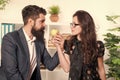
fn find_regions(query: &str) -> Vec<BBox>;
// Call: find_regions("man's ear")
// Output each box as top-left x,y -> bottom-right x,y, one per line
28,18 -> 34,26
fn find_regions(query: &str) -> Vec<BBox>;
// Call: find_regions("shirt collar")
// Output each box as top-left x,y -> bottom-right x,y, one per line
23,28 -> 36,42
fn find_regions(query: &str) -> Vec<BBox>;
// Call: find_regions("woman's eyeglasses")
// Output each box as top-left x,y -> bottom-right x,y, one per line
70,23 -> 80,28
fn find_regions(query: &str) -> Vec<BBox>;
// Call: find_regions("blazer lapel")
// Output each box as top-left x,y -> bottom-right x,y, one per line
34,41 -> 41,67
17,28 -> 30,63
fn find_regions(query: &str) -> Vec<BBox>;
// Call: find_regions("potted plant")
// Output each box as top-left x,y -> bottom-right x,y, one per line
104,15 -> 120,80
48,5 -> 60,22
0,0 -> 10,10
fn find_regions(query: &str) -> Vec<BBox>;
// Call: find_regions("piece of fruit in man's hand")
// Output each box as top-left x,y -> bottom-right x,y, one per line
50,28 -> 59,36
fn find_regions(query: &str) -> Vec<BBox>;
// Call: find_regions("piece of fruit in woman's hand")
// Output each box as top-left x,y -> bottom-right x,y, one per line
50,28 -> 59,36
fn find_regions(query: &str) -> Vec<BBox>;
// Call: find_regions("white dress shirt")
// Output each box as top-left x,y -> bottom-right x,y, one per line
23,28 -> 37,78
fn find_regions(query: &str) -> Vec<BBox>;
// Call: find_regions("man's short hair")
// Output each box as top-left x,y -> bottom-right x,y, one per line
22,5 -> 46,25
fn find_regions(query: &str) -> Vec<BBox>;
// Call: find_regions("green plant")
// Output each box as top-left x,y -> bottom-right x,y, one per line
48,5 -> 60,15
104,15 -> 120,80
0,0 -> 10,10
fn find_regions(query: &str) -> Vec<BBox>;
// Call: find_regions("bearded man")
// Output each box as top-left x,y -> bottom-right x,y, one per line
1,5 -> 59,80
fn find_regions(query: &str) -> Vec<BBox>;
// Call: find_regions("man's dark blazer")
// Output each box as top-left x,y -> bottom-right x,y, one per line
1,28 -> 59,80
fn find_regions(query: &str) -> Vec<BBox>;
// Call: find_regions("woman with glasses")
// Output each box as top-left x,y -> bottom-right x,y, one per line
52,10 -> 106,80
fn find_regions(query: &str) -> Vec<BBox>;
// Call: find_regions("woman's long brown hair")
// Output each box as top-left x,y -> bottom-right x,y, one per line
69,10 -> 97,64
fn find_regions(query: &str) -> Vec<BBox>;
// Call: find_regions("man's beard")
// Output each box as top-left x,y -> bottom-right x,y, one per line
31,26 -> 45,43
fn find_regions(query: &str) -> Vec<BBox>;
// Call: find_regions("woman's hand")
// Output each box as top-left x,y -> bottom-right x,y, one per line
51,34 -> 70,73
51,34 -> 65,50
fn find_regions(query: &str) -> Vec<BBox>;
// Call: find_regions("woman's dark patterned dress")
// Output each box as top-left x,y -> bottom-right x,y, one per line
64,39 -> 105,80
